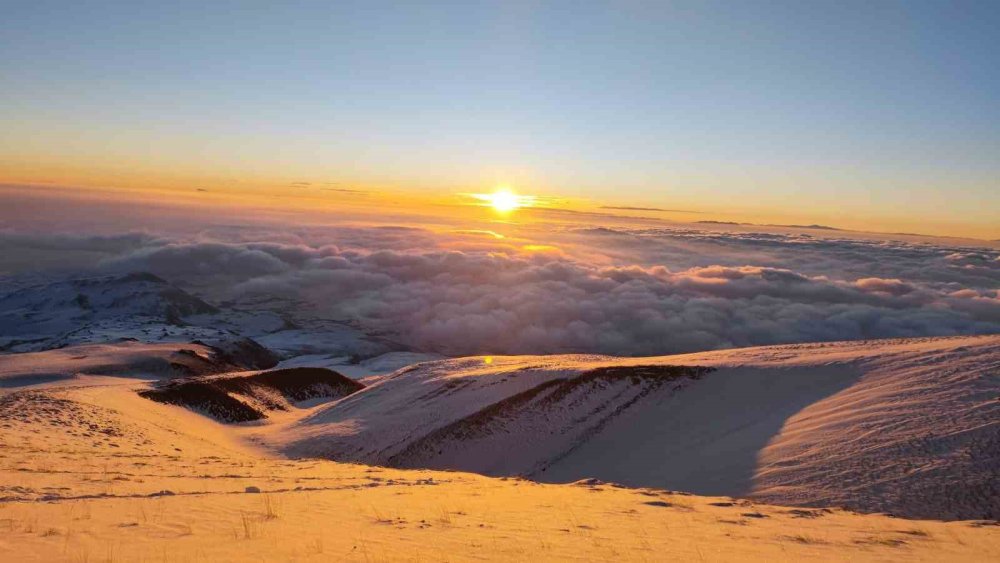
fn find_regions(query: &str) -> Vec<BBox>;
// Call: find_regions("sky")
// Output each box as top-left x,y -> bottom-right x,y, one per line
1,1 -> 999,237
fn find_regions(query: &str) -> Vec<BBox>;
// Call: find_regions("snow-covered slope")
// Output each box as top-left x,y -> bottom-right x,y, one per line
267,335 -> 1000,520
0,272 -> 219,351
1,376 -> 995,561
276,350 -> 445,382
0,340 -> 276,388
0,272 -> 418,368
0,335 -> 997,560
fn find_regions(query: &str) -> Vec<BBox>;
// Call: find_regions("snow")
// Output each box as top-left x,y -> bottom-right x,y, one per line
0,362 -> 998,561
0,273 -> 218,352
251,320 -> 400,362
277,351 -> 445,380
0,335 -> 997,560
0,341 -> 222,387
0,272 -> 408,362
262,335 -> 1000,520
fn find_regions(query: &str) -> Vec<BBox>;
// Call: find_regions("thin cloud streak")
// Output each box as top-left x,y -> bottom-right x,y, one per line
600,206 -> 704,214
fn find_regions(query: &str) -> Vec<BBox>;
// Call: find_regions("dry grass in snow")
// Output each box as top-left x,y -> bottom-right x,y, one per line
0,338 -> 997,561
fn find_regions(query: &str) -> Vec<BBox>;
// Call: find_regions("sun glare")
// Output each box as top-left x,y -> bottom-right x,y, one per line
471,187 -> 534,213
489,189 -> 520,212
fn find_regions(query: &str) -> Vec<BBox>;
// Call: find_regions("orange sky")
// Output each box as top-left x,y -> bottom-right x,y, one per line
2,155 -> 997,242
2,177 -> 998,248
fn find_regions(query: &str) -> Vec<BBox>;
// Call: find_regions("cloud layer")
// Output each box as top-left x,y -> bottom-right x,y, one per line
101,236 -> 1000,356
3,220 -> 998,357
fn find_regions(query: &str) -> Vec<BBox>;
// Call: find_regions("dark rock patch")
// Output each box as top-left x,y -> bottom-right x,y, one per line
139,367 -> 364,423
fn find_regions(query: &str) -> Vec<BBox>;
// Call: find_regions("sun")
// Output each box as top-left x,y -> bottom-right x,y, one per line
488,188 -> 520,212
471,186 -> 534,213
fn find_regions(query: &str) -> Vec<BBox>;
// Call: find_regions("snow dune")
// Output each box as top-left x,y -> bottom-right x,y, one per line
0,341 -> 223,387
0,339 -> 278,389
0,335 -> 997,560
267,335 -> 1000,520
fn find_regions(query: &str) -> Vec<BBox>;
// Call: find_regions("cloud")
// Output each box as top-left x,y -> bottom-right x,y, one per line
289,181 -> 368,194
569,226 -> 1000,290
0,233 -> 157,275
320,187 -> 369,194
854,277 -> 916,296
3,218 -> 998,357
600,206 -> 704,214
98,237 -> 1000,356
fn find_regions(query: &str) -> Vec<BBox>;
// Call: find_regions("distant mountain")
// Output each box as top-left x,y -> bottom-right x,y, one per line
0,272 -> 219,352
0,271 -> 422,371
695,220 -> 844,230
766,223 -> 842,230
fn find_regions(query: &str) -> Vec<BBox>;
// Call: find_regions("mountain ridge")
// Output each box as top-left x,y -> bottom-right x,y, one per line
261,334 -> 1000,521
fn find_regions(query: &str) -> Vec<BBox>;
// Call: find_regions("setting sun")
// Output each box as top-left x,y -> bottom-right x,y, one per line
488,188 -> 520,212
471,187 -> 535,213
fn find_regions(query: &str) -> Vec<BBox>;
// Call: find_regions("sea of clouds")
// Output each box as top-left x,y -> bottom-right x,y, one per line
2,212 -> 997,356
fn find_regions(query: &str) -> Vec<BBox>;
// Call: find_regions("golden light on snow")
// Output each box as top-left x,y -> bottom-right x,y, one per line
470,187 -> 535,213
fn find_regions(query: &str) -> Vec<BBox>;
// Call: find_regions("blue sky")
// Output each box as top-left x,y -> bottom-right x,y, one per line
2,1 -> 998,235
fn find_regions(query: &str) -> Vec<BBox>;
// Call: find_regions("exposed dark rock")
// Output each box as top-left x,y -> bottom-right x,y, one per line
207,338 -> 279,371
139,367 -> 364,423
